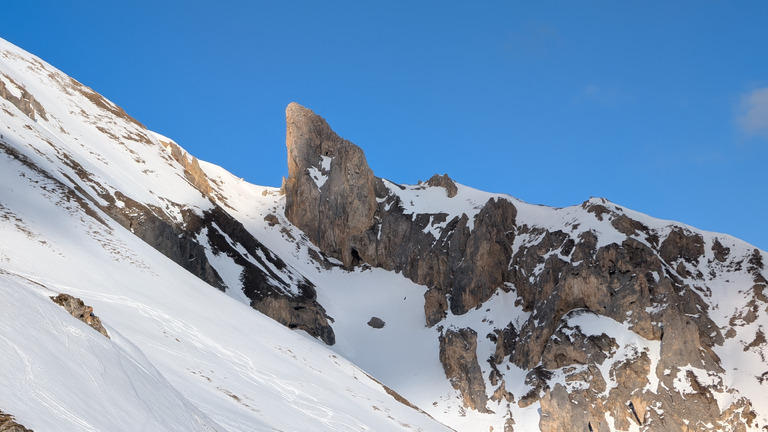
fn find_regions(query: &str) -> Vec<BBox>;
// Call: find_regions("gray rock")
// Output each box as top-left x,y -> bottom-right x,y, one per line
367,317 -> 385,329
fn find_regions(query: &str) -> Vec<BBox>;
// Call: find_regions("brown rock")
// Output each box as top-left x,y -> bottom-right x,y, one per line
157,139 -> 213,199
253,295 -> 335,345
424,286 -> 448,327
281,103 -> 518,323
284,103 -> 378,268
439,328 -> 490,413
426,174 -> 458,198
50,293 -> 109,338
711,238 -> 731,262
0,410 -> 34,432
659,227 -> 705,264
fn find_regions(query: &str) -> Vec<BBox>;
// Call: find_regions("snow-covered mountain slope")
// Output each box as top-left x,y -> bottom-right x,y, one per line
0,37 -> 450,431
2,34 -> 768,432
0,36 -> 335,346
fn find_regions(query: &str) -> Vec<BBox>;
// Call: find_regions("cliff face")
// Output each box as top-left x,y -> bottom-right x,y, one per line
282,103 -> 768,431
284,102 -> 378,268
283,104 -> 519,322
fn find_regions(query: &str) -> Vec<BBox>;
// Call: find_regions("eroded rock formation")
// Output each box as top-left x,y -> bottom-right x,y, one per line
50,293 -> 109,338
439,327 -> 490,413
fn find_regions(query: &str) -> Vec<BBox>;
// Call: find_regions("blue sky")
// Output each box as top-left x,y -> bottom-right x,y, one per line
3,1 -> 767,250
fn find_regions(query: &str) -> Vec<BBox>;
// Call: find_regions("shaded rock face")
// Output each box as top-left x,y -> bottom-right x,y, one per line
426,174 -> 457,198
439,327 -> 490,413
283,103 -> 517,324
51,293 -> 109,338
0,410 -> 34,432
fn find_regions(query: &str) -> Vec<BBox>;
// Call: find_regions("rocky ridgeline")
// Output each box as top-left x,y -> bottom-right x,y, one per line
283,103 -> 766,431
0,63 -> 335,345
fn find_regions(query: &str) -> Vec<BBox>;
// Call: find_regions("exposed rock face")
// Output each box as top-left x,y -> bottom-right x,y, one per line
50,293 -> 109,338
157,138 -> 213,199
439,327 -> 490,413
284,102 -> 378,268
280,104 -> 768,430
0,410 -> 33,432
283,103 -> 517,324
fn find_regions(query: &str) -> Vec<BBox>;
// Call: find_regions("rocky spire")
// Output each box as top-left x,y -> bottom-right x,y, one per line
284,102 -> 378,267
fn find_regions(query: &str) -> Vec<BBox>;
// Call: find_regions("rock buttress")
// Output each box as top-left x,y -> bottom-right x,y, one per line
284,102 -> 378,268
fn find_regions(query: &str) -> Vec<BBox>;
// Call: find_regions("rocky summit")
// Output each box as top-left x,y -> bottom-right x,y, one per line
1,36 -> 767,432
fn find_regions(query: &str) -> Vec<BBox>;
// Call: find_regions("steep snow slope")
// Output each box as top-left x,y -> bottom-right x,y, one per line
0,123 -> 451,432
0,38 -> 451,431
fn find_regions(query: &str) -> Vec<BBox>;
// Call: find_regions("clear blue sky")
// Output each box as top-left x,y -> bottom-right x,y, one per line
3,1 -> 767,250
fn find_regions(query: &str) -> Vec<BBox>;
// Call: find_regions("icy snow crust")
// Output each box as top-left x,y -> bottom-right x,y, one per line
2,35 -> 768,431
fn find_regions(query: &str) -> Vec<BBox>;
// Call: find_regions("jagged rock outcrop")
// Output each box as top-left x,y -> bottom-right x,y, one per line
284,102 -> 378,268
50,293 -> 109,338
280,104 -> 768,429
439,327 -> 490,413
156,137 -> 214,199
283,103 -> 517,324
0,410 -> 33,432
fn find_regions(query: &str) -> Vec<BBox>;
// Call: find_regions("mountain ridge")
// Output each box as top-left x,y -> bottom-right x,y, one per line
1,36 -> 767,431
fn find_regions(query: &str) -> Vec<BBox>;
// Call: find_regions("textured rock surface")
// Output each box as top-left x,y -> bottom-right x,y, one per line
0,73 -> 47,121
367,317 -> 385,329
283,103 -> 518,324
426,174 -> 458,198
50,293 -> 109,338
0,410 -> 33,432
439,327 -> 490,413
284,102 -> 378,268
279,103 -> 768,430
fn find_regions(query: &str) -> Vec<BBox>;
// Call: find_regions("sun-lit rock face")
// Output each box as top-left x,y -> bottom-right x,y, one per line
284,102 -> 378,268
280,102 -> 768,431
